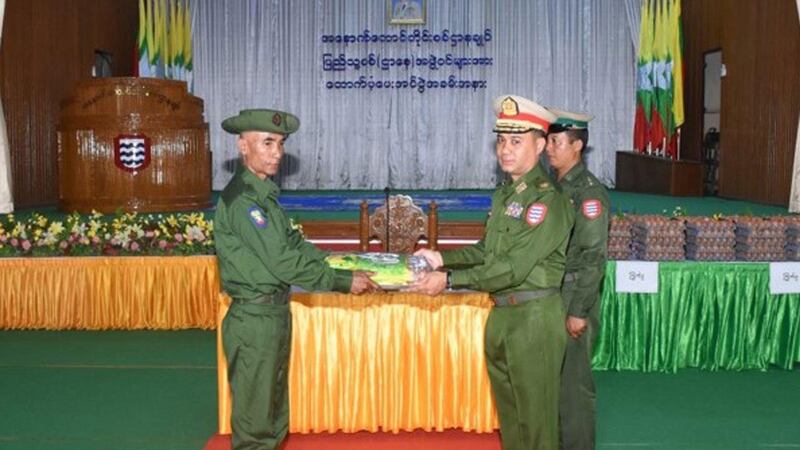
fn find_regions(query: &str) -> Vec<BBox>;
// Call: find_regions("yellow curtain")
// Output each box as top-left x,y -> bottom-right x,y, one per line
0,256 -> 219,329
217,292 -> 500,434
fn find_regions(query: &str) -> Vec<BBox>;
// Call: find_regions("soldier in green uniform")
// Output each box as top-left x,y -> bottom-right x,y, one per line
411,95 -> 575,450
545,108 -> 610,450
214,109 -> 378,450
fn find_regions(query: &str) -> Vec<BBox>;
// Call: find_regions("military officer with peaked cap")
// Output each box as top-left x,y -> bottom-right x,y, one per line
545,107 -> 609,450
412,95 -> 575,450
214,108 -> 378,450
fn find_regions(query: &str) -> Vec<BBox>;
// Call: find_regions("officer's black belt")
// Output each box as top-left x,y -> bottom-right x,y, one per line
233,290 -> 290,306
563,272 -> 580,284
491,288 -> 559,307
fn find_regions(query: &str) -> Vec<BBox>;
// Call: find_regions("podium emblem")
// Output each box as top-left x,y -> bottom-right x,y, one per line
114,134 -> 151,173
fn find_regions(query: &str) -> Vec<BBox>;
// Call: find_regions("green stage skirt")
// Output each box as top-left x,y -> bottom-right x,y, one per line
593,261 -> 800,372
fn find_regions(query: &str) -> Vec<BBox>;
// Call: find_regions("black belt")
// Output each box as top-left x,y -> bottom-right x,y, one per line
563,272 -> 579,284
491,288 -> 559,307
232,290 -> 290,306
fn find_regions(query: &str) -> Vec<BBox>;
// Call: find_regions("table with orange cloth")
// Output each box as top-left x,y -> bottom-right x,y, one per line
0,256 -> 219,330
216,291 -> 500,434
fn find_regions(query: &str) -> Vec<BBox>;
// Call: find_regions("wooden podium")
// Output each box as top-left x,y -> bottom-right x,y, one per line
615,151 -> 703,197
58,77 -> 211,213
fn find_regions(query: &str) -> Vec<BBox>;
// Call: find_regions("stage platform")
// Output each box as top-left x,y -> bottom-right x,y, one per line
3,189 -> 790,223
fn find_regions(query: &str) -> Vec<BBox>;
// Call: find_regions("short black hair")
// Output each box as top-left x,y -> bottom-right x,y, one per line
549,127 -> 588,152
530,129 -> 546,139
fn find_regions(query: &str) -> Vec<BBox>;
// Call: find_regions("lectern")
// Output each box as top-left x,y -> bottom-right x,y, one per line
58,77 -> 211,213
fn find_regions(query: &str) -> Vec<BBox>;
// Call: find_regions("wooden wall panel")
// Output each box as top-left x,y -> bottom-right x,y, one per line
683,0 -> 800,205
0,0 -> 137,208
681,0 -> 721,162
717,0 -> 800,204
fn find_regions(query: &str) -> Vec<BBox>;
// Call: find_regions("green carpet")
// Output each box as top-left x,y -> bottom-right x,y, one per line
1,331 -> 798,450
0,331 -> 216,450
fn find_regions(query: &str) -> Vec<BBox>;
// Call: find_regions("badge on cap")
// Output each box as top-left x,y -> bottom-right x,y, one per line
501,97 -> 519,116
582,199 -> 602,220
248,206 -> 269,229
272,113 -> 282,126
525,203 -> 548,226
505,202 -> 524,219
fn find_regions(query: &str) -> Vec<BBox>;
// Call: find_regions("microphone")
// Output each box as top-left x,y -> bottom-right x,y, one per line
384,186 -> 391,252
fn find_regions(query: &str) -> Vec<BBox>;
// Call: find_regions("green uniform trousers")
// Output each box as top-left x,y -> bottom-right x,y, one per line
485,294 -> 567,450
222,301 -> 291,450
559,288 -> 600,450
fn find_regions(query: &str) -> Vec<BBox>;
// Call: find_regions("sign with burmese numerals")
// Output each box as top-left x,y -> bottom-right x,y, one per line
615,261 -> 659,293
769,262 -> 800,294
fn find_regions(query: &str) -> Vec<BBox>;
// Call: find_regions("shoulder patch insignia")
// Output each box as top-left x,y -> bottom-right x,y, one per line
525,203 -> 548,226
248,206 -> 269,229
505,202 -> 524,219
515,181 -> 528,194
582,199 -> 602,220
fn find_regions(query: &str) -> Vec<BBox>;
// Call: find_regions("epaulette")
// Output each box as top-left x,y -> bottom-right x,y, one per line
537,180 -> 554,191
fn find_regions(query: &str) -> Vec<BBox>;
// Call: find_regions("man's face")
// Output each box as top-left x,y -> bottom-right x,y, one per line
238,131 -> 286,179
495,131 -> 544,180
545,132 -> 582,173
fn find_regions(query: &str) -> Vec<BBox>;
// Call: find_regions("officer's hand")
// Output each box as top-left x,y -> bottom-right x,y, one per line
413,248 -> 444,270
350,271 -> 380,295
406,271 -> 447,296
566,316 -> 588,339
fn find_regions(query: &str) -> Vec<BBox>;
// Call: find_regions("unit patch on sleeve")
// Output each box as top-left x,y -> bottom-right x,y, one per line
582,199 -> 602,220
248,206 -> 269,229
525,203 -> 548,226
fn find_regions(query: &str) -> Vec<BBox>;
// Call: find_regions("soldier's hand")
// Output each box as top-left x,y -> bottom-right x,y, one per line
350,271 -> 380,294
406,271 -> 447,296
566,316 -> 588,339
414,248 -> 444,270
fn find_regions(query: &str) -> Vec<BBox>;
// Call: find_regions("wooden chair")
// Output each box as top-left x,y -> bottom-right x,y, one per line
359,194 -> 438,253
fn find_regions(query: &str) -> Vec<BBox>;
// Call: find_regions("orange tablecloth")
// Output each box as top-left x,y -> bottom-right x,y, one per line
0,256 -> 219,329
217,291 -> 500,434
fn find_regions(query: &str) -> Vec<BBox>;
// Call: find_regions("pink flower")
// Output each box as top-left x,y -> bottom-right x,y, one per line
92,236 -> 101,244
10,238 -> 18,246
59,241 -> 69,250
158,240 -> 168,249
145,231 -> 155,238
21,240 -> 31,251
0,235 -> 7,243
174,233 -> 184,243
130,242 -> 140,252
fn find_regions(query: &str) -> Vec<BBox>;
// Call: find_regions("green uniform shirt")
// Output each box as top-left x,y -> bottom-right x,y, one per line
214,165 -> 352,300
556,161 -> 610,318
442,164 -> 575,294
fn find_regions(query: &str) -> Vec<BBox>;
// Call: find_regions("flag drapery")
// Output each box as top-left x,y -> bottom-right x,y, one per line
633,0 -> 684,159
135,0 -> 194,92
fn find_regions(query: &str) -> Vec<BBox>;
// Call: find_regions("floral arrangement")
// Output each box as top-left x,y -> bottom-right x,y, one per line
0,210 -> 214,257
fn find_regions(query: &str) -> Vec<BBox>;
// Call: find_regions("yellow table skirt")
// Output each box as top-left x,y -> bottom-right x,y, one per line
217,292 -> 500,434
0,256 -> 219,330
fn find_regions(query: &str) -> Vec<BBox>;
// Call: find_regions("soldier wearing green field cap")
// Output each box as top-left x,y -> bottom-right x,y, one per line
545,107 -> 609,450
412,95 -> 574,450
214,109 -> 378,450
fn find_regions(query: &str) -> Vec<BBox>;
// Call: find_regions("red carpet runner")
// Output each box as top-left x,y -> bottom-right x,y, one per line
205,430 -> 502,450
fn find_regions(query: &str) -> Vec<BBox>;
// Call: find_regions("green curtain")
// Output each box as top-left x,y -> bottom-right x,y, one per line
593,261 -> 800,372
